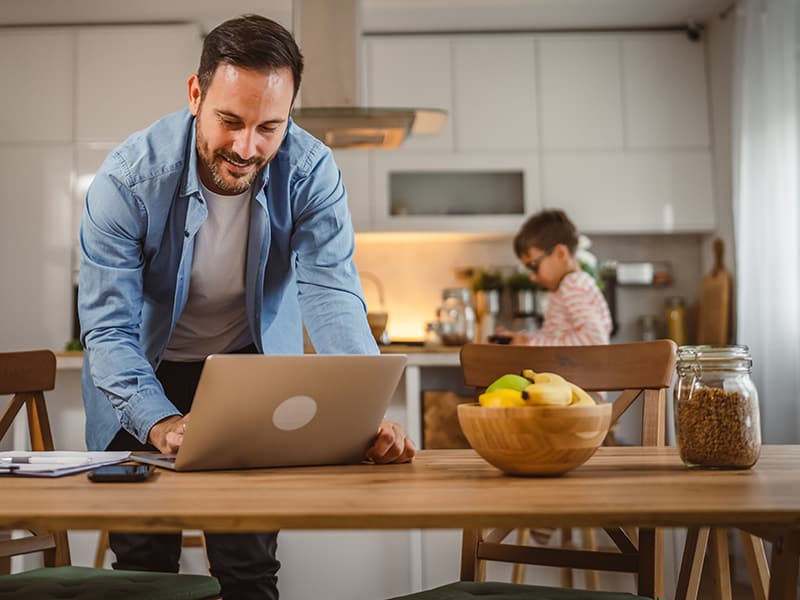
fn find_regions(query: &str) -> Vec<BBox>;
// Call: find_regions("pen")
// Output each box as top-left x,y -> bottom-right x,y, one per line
0,457 -> 93,465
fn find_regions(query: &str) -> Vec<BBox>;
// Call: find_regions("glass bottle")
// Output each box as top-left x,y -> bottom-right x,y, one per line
665,297 -> 687,346
674,345 -> 761,469
437,288 -> 476,346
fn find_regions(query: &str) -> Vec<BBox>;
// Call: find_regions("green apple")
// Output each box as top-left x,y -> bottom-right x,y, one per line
485,373 -> 531,393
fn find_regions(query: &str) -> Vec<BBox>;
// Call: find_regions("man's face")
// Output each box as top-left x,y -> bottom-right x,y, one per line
188,63 -> 294,195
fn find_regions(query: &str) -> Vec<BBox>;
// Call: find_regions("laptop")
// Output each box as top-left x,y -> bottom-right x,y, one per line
133,354 -> 407,471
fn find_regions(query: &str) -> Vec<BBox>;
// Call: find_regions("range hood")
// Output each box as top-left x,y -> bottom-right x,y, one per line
291,0 -> 447,149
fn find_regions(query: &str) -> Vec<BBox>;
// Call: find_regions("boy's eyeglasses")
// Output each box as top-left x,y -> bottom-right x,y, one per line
524,247 -> 555,275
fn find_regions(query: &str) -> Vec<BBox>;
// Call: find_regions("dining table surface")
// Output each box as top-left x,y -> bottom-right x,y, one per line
1,445 -> 799,597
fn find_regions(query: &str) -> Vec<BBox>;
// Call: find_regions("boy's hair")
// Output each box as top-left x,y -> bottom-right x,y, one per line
513,209 -> 579,257
198,14 -> 304,103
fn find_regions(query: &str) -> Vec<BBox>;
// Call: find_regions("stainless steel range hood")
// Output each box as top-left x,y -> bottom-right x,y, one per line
291,0 -> 446,149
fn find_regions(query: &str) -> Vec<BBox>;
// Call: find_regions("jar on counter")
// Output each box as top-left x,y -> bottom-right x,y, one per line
674,345 -> 761,469
437,288 -> 476,346
665,297 -> 687,346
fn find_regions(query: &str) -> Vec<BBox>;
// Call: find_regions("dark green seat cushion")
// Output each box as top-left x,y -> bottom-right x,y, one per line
388,581 -> 651,600
0,566 -> 220,600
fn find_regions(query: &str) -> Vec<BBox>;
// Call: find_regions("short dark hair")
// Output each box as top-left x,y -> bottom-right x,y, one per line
513,209 -> 579,257
198,14 -> 304,102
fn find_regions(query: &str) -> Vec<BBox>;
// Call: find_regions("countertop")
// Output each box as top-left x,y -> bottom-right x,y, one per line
55,347 -> 461,370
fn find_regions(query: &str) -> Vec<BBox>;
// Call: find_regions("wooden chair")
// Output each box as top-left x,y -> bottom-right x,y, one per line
388,340 -> 677,600
0,349 -> 220,600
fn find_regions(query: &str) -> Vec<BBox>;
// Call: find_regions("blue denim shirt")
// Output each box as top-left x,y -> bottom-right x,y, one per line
79,108 -> 378,451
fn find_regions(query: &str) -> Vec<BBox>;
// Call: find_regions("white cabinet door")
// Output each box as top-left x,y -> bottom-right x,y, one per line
538,35 -> 624,150
622,34 -> 710,148
543,152 -> 715,233
0,29 -> 74,143
333,149 -> 371,232
76,24 -> 201,142
452,35 -> 537,151
366,36 -> 453,152
0,145 -> 73,351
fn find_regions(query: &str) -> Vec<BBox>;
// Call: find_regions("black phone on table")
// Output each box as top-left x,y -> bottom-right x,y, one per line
88,464 -> 153,482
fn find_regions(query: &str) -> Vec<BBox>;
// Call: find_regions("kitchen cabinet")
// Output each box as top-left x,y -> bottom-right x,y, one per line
538,35 -> 624,150
363,31 -> 714,234
333,149 -> 371,233
0,145 -> 73,352
543,151 -> 715,233
371,152 -> 541,233
0,29 -> 74,143
76,24 -> 201,142
366,36 -> 453,152
452,35 -> 538,151
622,34 -> 710,148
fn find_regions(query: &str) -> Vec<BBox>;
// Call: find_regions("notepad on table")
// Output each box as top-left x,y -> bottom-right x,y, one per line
0,451 -> 131,477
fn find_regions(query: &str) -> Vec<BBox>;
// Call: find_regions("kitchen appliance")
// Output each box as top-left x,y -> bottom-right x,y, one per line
291,0 -> 446,149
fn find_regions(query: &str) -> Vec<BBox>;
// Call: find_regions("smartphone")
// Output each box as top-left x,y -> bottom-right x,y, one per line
88,464 -> 153,482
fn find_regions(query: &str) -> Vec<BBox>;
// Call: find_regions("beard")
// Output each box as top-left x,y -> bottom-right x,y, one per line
195,118 -> 269,195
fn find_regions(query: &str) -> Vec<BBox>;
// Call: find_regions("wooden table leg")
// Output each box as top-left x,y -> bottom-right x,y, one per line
740,530 -> 770,600
710,528 -> 733,600
768,528 -> 800,600
676,527 -> 710,600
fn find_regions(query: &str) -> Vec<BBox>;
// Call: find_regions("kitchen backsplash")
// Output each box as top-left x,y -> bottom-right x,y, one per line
353,232 -> 706,344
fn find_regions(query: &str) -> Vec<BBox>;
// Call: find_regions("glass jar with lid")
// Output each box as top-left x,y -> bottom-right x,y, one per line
437,288 -> 476,346
674,345 -> 761,469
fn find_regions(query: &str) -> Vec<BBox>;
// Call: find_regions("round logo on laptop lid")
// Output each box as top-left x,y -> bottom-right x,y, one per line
272,395 -> 318,431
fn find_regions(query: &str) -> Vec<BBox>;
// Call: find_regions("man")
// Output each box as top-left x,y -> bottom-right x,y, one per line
79,14 -> 415,599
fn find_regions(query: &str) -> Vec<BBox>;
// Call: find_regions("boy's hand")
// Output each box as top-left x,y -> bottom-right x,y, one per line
495,326 -> 534,346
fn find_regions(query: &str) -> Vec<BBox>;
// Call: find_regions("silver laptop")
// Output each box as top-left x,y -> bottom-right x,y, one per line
133,354 -> 407,471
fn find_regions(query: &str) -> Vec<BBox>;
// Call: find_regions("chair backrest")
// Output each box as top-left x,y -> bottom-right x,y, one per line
460,340 -> 677,446
0,349 -> 70,568
458,341 -> 677,597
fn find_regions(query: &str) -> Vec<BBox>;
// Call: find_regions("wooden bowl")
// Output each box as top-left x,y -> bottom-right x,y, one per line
457,402 -> 612,476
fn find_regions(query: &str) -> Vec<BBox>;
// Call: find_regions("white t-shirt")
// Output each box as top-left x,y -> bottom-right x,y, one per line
162,182 -> 253,361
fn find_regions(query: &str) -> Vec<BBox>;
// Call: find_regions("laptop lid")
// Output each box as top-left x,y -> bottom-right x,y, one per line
152,354 -> 406,471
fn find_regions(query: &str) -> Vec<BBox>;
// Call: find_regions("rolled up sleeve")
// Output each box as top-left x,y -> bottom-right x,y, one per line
79,156 -> 179,443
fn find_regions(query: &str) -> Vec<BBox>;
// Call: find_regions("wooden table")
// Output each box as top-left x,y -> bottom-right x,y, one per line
2,446 -> 798,597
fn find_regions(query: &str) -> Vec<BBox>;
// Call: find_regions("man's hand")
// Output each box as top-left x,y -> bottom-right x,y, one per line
365,418 -> 416,464
147,414 -> 191,454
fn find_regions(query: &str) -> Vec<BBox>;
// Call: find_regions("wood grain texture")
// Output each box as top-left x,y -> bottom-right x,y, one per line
460,340 -> 677,391
697,238 -> 732,346
456,403 -> 612,475
0,447 -> 798,532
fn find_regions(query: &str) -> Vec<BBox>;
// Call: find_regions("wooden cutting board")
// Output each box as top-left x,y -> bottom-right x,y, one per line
697,238 -> 732,345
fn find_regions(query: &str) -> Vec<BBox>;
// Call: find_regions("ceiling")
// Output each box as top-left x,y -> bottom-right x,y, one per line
0,0 -> 735,31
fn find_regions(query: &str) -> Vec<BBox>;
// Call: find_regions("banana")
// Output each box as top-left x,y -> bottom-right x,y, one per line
522,382 -> 572,406
521,369 -> 537,382
568,382 -> 595,406
531,372 -> 569,386
479,388 -> 527,407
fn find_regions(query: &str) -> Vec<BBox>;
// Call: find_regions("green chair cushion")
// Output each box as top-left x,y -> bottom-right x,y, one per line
388,581 -> 651,600
0,566 -> 220,600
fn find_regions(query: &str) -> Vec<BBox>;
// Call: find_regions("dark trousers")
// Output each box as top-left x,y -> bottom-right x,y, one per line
106,345 -> 280,600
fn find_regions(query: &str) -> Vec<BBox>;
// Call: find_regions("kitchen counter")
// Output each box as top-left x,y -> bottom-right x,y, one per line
57,347 -> 461,370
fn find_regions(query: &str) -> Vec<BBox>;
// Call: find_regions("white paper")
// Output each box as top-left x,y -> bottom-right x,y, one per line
0,451 -> 131,477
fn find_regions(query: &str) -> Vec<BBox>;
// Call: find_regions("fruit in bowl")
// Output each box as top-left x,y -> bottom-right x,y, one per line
458,370 -> 612,476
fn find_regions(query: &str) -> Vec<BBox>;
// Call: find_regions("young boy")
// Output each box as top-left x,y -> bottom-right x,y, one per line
507,209 -> 612,346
